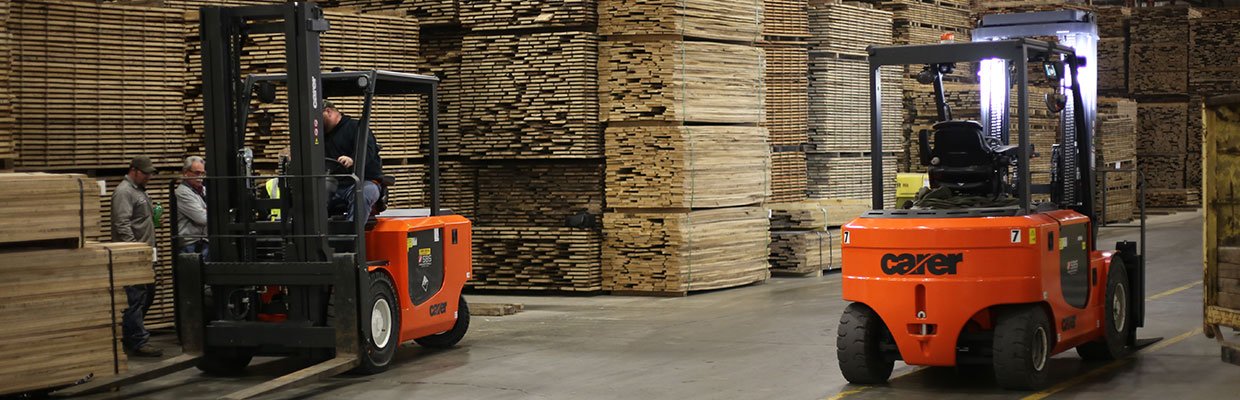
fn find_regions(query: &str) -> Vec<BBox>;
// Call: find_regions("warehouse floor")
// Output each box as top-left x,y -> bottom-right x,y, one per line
92,210 -> 1235,400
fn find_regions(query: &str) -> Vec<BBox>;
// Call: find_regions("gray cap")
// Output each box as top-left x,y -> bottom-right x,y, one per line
130,156 -> 157,174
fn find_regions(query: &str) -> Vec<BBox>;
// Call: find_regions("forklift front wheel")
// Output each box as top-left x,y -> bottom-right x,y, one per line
414,296 -> 470,349
1077,259 -> 1132,361
197,346 -> 255,376
358,273 -> 400,374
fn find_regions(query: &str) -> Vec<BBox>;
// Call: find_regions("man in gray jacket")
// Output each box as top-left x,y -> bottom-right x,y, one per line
112,156 -> 163,357
176,156 -> 208,259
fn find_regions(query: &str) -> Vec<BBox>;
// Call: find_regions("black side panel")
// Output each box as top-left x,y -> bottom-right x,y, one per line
1060,223 -> 1090,308
408,228 -> 445,306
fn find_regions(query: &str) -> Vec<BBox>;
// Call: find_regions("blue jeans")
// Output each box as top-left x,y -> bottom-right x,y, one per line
332,180 -> 380,221
180,241 -> 209,261
122,283 -> 154,350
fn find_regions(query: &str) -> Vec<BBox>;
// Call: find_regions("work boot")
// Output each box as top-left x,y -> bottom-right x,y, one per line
127,344 -> 164,358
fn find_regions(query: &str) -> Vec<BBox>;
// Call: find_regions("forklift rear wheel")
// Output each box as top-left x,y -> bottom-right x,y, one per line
992,305 -> 1051,390
197,346 -> 255,376
837,302 -> 895,384
1077,259 -> 1132,361
414,296 -> 470,348
358,273 -> 400,374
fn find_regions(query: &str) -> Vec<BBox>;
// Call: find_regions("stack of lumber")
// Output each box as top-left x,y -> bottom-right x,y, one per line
603,207 -> 770,295
11,0 -> 185,170
471,226 -> 601,292
771,151 -> 807,203
421,29 -> 464,156
1146,188 -> 1201,208
766,198 -> 866,274
459,0 -> 596,31
808,0 -> 891,59
1135,99 -> 1201,206
600,40 -> 765,124
1128,6 -> 1199,97
0,0 -> 11,164
97,173 -> 177,328
760,41 -> 809,146
807,153 -> 896,202
185,10 -> 423,163
1215,247 -> 1240,310
605,126 -> 769,209
326,0 -> 457,26
807,55 -> 902,153
422,159 -> 477,218
1189,8 -> 1240,96
1095,98 -> 1137,222
457,31 -> 600,159
764,0 -> 809,38
0,173 -> 154,396
162,0 -> 287,10
475,162 -> 604,227
972,0 -> 1091,14
1096,6 -> 1130,96
597,0 -> 762,43
383,163 -> 428,210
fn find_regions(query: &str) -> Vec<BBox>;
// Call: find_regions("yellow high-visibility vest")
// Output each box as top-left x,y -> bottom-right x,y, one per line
265,178 -> 281,221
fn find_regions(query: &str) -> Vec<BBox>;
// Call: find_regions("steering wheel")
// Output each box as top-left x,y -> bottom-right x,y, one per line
324,157 -> 349,175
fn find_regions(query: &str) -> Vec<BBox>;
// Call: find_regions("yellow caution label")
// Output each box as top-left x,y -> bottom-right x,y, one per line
406,238 -> 414,250
419,248 -> 432,256
1029,228 -> 1037,245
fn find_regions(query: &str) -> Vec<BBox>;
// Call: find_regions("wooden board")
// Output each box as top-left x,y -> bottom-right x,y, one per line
598,0 -> 762,43
770,228 -> 840,274
764,0 -> 809,38
768,198 -> 870,230
770,151 -> 807,203
807,0 -> 891,58
11,0 -> 185,170
808,55 -> 902,153
458,31 -> 600,159
0,242 -> 154,396
470,226 -> 602,292
601,39 -> 764,124
0,173 -> 100,247
458,0 -> 595,32
475,160 -> 604,227
603,206 -> 771,294
605,125 -> 769,209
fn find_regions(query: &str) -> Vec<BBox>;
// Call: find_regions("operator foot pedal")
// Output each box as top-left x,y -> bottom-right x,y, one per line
1132,337 -> 1162,350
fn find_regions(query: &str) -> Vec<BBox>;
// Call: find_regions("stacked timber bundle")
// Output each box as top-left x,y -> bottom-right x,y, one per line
972,0 -> 1091,14
806,154 -> 896,202
766,199 -> 867,275
1128,6 -> 1199,97
421,159 -> 477,218
597,0 -> 762,43
770,151 -> 808,203
0,0 -> 10,165
475,162 -> 604,227
472,227 -> 602,291
459,0 -> 596,31
10,0 -> 185,170
761,0 -> 809,201
601,2 -> 769,295
1095,98 -> 1137,222
1189,9 -> 1240,97
457,31 -> 600,159
185,10 -> 423,163
603,207 -> 771,295
0,173 -> 154,396
1135,99 -> 1201,207
764,0 -> 809,37
1096,6 -> 1130,96
808,0 -> 890,58
421,29 -> 464,156
605,126 -> 769,209
326,0 -> 457,26
163,0 -> 287,9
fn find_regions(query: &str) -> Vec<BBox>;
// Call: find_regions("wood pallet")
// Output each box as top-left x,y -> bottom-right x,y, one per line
1128,6 -> 1199,97
0,242 -> 154,397
605,125 -> 769,209
475,160 -> 604,227
458,31 -> 600,159
11,1 -> 185,170
459,0 -> 596,32
598,0 -> 762,43
770,151 -> 807,203
764,0 -> 809,38
808,0 -> 891,58
1189,9 -> 1240,96
768,198 -> 870,229
470,226 -> 602,292
1097,98 -> 1137,166
185,10 -> 423,163
806,153 -> 896,204
808,55 -> 902,153
760,41 -> 809,146
770,229 -> 840,274
603,206 -> 771,294
325,0 -> 457,26
601,39 -> 764,124
0,173 -> 100,247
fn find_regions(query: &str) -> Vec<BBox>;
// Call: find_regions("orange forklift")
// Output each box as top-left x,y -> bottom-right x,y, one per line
57,3 -> 470,398
837,11 -> 1153,390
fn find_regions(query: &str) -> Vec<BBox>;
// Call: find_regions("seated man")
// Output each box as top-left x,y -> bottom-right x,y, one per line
323,100 -> 383,221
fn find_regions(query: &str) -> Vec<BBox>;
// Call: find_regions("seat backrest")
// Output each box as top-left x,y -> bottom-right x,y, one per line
930,120 -> 989,167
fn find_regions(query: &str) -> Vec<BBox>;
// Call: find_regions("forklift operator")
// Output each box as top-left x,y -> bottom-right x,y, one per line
322,99 -> 383,220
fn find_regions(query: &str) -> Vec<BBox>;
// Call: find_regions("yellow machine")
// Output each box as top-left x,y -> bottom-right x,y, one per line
895,173 -> 928,209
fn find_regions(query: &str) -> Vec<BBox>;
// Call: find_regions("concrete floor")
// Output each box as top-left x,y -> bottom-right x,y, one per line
93,210 -> 1236,400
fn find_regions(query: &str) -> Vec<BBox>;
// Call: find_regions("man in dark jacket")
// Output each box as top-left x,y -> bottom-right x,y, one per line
322,100 -> 383,220
112,156 -> 163,357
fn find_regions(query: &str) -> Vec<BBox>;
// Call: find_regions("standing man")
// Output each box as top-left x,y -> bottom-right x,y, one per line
176,156 -> 208,259
112,156 -> 163,357
322,99 -> 383,220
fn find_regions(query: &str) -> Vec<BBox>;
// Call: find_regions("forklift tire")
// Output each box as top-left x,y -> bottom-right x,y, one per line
1077,260 -> 1132,361
197,347 -> 255,376
358,273 -> 400,374
415,296 -> 470,349
992,305 -> 1051,390
837,302 -> 894,384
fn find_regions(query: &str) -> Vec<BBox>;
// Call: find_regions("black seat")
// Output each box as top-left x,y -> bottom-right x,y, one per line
920,120 -> 1015,196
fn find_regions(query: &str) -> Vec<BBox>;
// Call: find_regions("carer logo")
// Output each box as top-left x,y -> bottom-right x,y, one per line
880,253 -> 964,275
